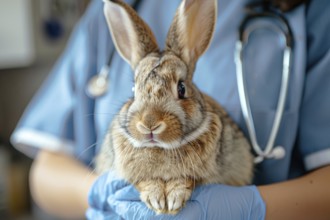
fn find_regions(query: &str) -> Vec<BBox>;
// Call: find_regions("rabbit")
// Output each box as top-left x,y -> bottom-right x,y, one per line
95,0 -> 254,215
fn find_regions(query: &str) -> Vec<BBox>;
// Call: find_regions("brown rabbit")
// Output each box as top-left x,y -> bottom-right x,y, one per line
96,0 -> 254,215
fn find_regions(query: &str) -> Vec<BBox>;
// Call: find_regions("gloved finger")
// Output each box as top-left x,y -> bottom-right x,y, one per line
88,172 -> 111,209
113,184 -> 141,201
88,171 -> 129,209
191,184 -> 266,220
108,184 -> 218,220
108,194 -> 206,220
113,184 -> 213,202
168,201 -> 205,220
105,171 -> 130,193
190,184 -> 221,200
86,207 -> 123,220
108,195 -> 162,220
191,184 -> 242,218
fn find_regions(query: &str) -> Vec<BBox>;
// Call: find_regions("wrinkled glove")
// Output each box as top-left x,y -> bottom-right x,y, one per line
87,171 -> 266,220
86,171 -> 126,220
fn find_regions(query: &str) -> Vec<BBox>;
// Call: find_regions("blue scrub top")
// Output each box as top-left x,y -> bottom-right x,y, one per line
11,0 -> 330,185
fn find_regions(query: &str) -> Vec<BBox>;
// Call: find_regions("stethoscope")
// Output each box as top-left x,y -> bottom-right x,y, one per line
87,1 -> 293,164
235,3 -> 293,163
86,0 -> 143,98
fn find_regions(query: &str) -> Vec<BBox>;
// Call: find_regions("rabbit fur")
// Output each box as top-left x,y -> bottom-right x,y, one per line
96,0 -> 254,215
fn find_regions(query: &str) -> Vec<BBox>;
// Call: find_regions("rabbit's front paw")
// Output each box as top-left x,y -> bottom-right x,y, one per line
165,179 -> 194,214
137,180 -> 167,214
166,186 -> 192,214
136,179 -> 194,215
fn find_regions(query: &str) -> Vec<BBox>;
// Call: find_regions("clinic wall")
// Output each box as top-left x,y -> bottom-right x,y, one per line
0,0 -> 61,142
0,0 -> 90,219
0,0 -> 90,141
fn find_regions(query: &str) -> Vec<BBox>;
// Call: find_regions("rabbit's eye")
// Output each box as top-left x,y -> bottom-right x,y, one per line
177,81 -> 186,99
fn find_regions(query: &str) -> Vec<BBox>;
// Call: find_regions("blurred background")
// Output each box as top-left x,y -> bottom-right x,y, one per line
0,0 -> 90,219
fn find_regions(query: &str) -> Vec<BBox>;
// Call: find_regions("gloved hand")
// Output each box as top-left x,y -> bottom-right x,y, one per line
87,171 -> 266,220
86,171 -> 127,220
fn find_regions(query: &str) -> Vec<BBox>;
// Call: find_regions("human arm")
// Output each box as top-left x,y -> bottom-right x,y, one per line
259,165 -> 330,220
30,149 -> 98,219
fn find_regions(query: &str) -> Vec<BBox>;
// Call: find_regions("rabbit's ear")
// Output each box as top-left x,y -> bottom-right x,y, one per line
104,0 -> 159,69
166,0 -> 217,75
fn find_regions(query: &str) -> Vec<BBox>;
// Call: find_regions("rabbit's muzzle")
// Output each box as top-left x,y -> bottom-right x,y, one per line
127,107 -> 184,148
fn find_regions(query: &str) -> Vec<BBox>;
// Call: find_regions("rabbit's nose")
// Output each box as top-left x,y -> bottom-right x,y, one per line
136,121 -> 167,134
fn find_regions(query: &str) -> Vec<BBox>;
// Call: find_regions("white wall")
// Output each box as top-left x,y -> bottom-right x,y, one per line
0,0 -> 89,141
0,0 -> 35,69
0,1 -> 89,218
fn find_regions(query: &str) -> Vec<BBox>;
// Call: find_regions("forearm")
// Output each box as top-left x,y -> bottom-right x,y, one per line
258,165 -> 330,220
30,150 -> 98,219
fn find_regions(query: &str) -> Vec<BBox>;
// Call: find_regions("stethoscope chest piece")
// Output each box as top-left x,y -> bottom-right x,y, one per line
86,66 -> 110,98
86,0 -> 144,99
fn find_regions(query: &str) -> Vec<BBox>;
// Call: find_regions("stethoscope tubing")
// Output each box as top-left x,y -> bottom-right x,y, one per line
238,10 -> 293,48
235,8 -> 293,163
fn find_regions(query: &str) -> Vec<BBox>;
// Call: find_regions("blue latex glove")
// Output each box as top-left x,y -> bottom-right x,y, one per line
86,171 -> 127,220
87,171 -> 266,220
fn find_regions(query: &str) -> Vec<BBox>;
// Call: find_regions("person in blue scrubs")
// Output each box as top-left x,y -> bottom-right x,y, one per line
11,0 -> 330,219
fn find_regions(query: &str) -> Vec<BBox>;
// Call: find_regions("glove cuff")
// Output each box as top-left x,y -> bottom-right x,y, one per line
248,185 -> 266,220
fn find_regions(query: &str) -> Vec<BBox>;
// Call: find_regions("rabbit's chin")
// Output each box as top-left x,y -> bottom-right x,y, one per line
118,112 -> 213,150
117,133 -> 182,149
132,140 -> 183,150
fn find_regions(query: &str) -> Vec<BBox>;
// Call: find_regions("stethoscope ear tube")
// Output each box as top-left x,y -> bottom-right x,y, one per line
238,11 -> 293,48
235,10 -> 293,163
86,65 -> 111,98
